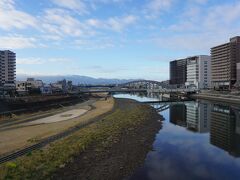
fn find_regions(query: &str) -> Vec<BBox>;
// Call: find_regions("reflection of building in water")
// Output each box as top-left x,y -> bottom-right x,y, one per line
147,92 -> 162,100
210,104 -> 240,157
185,102 -> 210,133
169,104 -> 187,127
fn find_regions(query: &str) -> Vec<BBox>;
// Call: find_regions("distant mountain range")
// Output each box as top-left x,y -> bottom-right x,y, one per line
16,74 -> 140,85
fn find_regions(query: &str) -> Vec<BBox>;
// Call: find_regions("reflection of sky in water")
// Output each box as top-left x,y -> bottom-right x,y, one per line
145,111 -> 240,180
114,93 -> 160,102
115,94 -> 240,180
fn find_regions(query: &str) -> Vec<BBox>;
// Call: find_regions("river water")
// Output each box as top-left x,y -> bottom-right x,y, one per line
114,93 -> 240,180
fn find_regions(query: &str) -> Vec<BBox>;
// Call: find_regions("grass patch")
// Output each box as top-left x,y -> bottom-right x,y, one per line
0,102 -> 154,180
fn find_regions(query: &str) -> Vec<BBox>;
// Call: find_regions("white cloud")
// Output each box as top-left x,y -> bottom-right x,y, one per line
0,0 -> 37,30
42,8 -> 94,37
145,0 -> 173,18
74,38 -> 115,50
17,57 -> 72,65
95,0 -> 128,3
0,0 -> 137,49
17,58 -> 44,65
191,0 -> 208,4
108,15 -> 137,32
158,1 -> 240,53
147,0 -> 173,12
51,0 -> 88,14
0,36 -> 36,49
204,2 -> 240,30
86,15 -> 137,32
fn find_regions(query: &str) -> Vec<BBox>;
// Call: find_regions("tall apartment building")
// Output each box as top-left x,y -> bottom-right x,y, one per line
0,50 -> 16,87
185,55 -> 211,89
211,36 -> 240,90
169,59 -> 187,87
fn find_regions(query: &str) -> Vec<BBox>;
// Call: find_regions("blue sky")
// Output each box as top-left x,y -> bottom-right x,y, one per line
0,0 -> 240,81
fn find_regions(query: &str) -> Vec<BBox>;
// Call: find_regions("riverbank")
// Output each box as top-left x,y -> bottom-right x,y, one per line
192,91 -> 240,105
0,98 -> 162,180
0,96 -> 113,156
0,94 -> 88,122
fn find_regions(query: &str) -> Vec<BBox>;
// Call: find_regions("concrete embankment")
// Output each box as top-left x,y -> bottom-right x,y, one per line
191,92 -> 240,105
0,98 -> 163,180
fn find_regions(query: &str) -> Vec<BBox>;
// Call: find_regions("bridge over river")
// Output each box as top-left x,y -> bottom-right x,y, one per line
78,80 -> 197,94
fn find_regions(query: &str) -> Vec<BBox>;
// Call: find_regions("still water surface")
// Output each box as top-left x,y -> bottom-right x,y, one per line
114,93 -> 240,180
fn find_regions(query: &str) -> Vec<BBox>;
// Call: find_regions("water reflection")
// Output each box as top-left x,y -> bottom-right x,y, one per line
167,101 -> 240,157
169,104 -> 187,127
210,104 -> 240,157
114,93 -> 240,180
113,92 -> 170,102
167,102 -> 211,132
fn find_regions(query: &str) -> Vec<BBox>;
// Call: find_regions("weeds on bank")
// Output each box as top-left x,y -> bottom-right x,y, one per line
0,104 -> 153,180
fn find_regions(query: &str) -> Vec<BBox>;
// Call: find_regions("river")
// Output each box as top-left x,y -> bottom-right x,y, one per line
114,93 -> 240,180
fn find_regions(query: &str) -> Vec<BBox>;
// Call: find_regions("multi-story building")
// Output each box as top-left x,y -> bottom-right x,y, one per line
211,36 -> 240,90
169,59 -> 187,87
0,50 -> 16,88
185,55 -> 211,89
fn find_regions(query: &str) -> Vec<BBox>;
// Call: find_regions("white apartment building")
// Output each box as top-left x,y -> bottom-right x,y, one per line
185,55 -> 211,89
0,50 -> 16,87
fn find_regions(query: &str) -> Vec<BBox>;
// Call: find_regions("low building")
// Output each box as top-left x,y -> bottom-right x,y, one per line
16,78 -> 44,95
26,78 -> 44,90
67,80 -> 73,91
51,83 -> 63,89
51,79 -> 68,93
40,84 -> 52,95
16,81 -> 28,95
185,55 -> 211,89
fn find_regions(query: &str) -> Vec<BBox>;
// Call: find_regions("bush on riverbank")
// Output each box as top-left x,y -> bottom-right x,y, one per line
0,99 -> 160,180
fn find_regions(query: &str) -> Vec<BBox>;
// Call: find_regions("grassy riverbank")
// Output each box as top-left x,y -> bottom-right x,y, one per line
0,98 -> 162,180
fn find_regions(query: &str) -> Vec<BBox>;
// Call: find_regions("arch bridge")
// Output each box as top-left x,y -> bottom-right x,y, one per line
78,80 -> 196,94
119,80 -> 168,90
